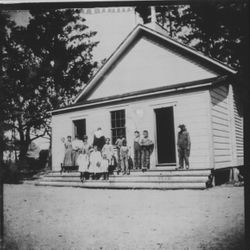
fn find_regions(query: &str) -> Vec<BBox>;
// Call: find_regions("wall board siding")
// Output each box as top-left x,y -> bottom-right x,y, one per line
52,90 -> 212,170
210,84 -> 233,169
232,88 -> 244,165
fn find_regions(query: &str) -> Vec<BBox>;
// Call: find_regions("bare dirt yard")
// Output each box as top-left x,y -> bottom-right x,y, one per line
3,184 -> 244,250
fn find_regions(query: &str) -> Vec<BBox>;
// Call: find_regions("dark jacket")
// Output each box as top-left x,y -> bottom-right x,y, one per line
93,135 -> 106,151
177,130 -> 191,149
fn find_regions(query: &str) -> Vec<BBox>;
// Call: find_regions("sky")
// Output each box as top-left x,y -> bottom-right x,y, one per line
83,7 -> 140,62
10,7 -> 142,63
9,7 -> 142,149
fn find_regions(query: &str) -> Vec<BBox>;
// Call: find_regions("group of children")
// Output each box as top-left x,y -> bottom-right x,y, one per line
61,128 -> 154,182
77,136 -> 114,182
115,130 -> 154,173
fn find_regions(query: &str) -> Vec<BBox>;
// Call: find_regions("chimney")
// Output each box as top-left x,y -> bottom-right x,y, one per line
150,6 -> 156,23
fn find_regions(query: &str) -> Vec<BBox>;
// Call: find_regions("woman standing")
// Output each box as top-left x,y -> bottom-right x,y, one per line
63,136 -> 73,166
72,136 -> 84,167
93,127 -> 106,151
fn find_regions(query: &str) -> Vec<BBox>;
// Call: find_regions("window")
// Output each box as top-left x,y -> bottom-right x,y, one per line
73,119 -> 86,139
111,110 -> 126,145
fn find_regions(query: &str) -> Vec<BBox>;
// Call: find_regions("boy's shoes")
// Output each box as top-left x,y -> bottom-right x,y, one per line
186,165 -> 189,170
176,167 -> 184,170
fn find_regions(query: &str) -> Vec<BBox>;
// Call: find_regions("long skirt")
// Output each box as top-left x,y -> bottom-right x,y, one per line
63,148 -> 73,166
72,150 -> 80,166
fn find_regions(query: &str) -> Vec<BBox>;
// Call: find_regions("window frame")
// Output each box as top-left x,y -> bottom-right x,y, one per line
110,109 -> 126,145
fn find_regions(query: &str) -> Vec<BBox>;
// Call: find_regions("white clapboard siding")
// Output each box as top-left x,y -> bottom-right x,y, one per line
233,89 -> 244,165
52,89 -> 212,170
210,84 -> 232,168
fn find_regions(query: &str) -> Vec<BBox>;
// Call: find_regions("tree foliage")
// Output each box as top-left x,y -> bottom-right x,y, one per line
136,3 -> 248,69
0,11 -> 15,163
178,3 -> 248,69
1,9 -> 98,161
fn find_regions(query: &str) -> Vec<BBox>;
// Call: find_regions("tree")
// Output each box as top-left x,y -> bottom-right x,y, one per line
136,3 -> 247,69
155,5 -> 183,39
0,11 -> 15,164
178,3 -> 248,69
2,9 -> 98,162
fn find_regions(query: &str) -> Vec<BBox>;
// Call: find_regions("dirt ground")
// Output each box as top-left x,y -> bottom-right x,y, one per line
3,184 -> 244,250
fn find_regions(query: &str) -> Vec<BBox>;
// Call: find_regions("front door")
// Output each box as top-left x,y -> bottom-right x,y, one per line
155,107 -> 176,165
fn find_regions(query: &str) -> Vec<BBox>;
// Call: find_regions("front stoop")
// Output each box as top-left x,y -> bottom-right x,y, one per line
35,169 -> 213,190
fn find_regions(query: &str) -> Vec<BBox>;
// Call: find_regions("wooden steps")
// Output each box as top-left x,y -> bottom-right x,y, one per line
35,169 -> 212,190
35,181 -> 206,189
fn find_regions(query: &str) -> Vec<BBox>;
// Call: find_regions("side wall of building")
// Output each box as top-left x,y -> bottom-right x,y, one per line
231,85 -> 244,165
209,83 -> 243,169
52,89 -> 212,171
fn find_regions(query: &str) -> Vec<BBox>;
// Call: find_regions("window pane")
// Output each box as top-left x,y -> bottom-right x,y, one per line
121,110 -> 125,119
120,119 -> 125,127
116,111 -> 120,120
116,119 -> 121,128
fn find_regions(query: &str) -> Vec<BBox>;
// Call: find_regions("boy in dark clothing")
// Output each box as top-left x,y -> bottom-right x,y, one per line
115,135 -> 125,173
177,124 -> 191,170
133,131 -> 141,169
140,130 -> 154,172
120,139 -> 130,175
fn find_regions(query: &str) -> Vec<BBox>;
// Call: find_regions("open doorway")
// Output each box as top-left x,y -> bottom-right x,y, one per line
155,107 -> 176,165
73,119 -> 86,139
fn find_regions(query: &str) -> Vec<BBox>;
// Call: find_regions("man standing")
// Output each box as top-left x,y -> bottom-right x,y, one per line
177,124 -> 191,170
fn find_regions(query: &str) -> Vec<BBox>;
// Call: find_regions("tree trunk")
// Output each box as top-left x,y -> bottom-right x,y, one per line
0,121 -> 4,165
45,137 -> 52,170
19,141 -> 29,162
18,129 -> 30,164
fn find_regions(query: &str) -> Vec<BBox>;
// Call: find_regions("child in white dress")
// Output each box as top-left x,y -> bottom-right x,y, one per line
102,138 -> 114,172
100,154 -> 109,180
89,145 -> 102,180
77,146 -> 90,182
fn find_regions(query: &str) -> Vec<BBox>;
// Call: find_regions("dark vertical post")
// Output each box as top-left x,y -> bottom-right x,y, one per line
0,123 -> 4,248
0,162 -> 3,249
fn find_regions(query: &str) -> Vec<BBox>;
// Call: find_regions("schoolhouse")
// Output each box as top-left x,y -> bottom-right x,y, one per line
51,22 -> 243,176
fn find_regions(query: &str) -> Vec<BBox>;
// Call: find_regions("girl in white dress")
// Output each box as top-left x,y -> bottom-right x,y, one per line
89,145 -> 102,180
100,154 -> 109,180
77,135 -> 91,181
101,138 -> 114,164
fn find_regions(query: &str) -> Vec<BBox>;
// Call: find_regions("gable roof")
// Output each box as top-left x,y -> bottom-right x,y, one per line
73,22 -> 237,104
